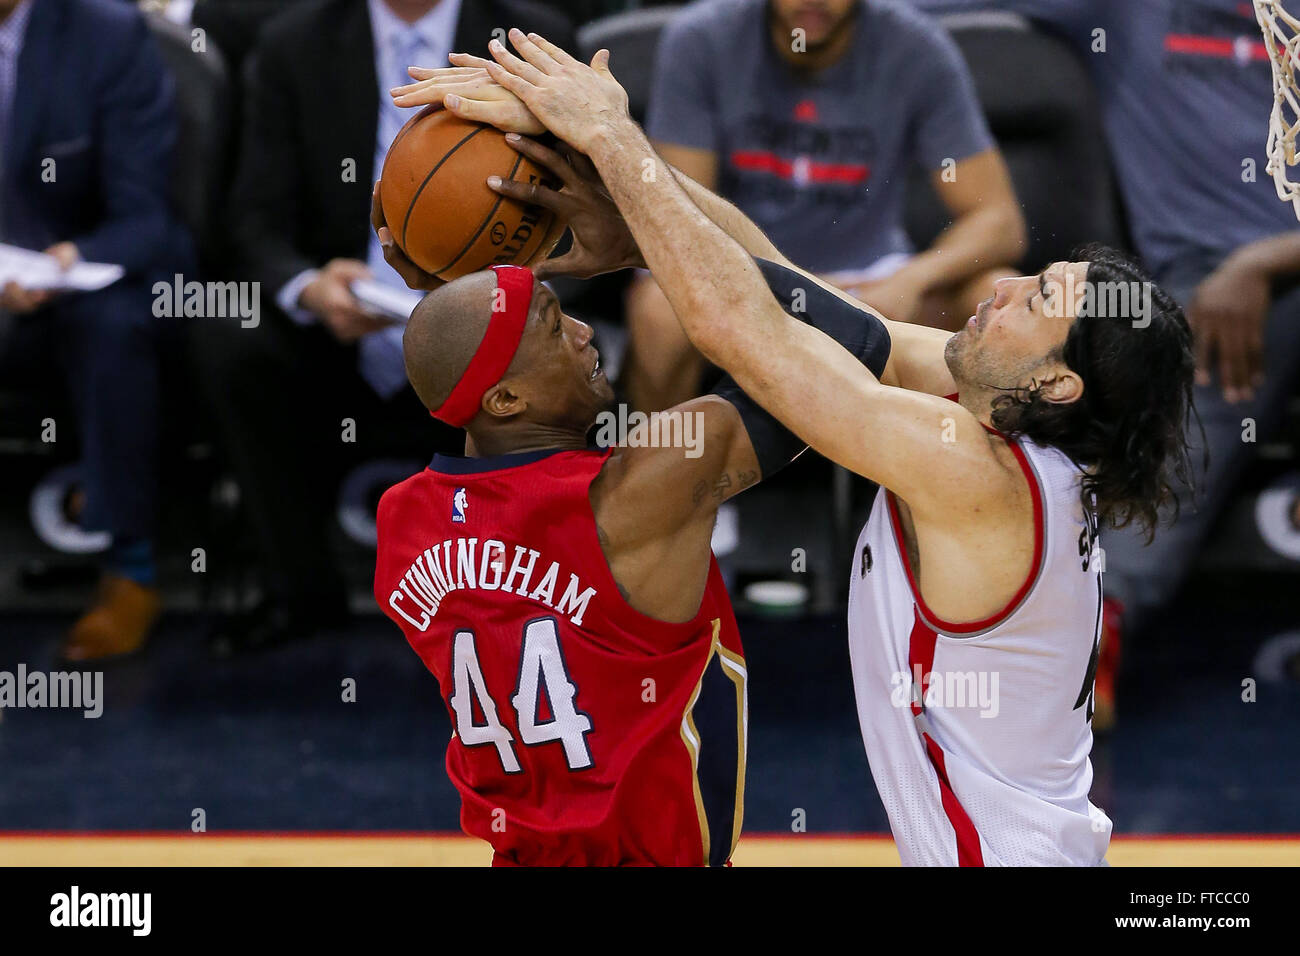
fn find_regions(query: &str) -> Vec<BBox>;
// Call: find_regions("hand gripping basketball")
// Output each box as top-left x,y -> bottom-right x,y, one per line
390,60 -> 547,136
373,135 -> 640,289
377,106 -> 566,280
483,29 -> 631,156
485,136 -> 642,280
371,182 -> 443,292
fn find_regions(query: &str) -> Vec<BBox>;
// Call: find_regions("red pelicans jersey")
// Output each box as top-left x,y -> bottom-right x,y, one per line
847,421 -> 1111,866
374,447 -> 748,866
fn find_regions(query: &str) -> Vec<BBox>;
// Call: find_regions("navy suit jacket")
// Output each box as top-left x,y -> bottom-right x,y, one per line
4,0 -> 192,278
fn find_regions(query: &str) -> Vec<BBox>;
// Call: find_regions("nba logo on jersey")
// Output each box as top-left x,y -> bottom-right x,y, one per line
452,488 -> 468,523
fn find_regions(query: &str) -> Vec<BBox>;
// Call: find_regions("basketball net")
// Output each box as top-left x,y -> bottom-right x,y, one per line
1256,0 -> 1300,218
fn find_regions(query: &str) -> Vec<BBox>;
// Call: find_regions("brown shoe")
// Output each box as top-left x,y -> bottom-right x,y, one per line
60,574 -> 161,663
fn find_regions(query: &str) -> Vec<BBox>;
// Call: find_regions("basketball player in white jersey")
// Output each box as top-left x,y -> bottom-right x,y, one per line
383,33 -> 1198,865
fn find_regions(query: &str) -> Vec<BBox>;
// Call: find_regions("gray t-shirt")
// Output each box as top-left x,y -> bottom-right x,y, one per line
646,0 -> 995,273
912,0 -> 1299,286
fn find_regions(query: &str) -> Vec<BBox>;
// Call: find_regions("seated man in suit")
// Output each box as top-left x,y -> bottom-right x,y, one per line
196,0 -> 574,653
0,0 -> 193,660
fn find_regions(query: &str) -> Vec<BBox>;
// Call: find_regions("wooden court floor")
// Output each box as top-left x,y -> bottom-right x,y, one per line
2,833 -> 1296,866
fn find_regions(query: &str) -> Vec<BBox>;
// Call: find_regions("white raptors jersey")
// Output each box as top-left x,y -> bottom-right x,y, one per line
847,428 -> 1111,866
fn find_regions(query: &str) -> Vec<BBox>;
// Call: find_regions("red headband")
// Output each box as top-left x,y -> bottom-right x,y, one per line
431,265 -> 534,427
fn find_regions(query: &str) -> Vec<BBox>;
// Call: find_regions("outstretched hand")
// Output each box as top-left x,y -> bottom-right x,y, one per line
390,58 -> 547,135
488,135 -> 642,280
482,29 -> 632,155
371,133 -> 640,288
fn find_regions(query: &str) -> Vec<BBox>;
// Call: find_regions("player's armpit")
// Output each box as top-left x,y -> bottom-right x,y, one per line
591,395 -> 760,543
583,396 -> 757,623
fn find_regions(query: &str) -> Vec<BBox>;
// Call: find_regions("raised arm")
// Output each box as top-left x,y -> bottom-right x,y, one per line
481,31 -> 1006,516
385,47 -> 959,442
383,57 -> 956,398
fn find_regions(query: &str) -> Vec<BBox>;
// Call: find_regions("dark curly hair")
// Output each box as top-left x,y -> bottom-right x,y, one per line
988,244 -> 1202,542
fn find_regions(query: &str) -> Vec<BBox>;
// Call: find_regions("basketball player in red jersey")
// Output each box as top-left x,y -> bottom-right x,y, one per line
399,32 -> 1200,865
370,140 -> 890,865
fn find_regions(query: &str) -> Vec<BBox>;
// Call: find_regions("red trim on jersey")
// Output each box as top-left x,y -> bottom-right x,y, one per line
430,265 -> 533,427
908,613 -> 985,867
924,736 -> 985,866
907,613 -> 938,718
884,430 -> 1045,635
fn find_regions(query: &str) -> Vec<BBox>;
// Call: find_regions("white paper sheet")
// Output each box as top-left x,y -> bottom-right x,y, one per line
0,243 -> 124,292
350,278 -> 424,323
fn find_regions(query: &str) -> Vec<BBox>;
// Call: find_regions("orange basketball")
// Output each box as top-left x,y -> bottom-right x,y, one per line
380,107 -> 563,281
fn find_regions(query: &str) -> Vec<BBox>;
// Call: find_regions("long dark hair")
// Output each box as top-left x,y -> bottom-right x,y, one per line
989,244 -> 1201,541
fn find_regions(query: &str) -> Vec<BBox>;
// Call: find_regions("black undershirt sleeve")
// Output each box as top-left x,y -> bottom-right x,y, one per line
711,257 -> 892,479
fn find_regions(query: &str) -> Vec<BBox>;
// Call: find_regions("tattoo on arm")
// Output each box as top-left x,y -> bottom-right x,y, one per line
692,479 -> 708,505
693,469 -> 758,509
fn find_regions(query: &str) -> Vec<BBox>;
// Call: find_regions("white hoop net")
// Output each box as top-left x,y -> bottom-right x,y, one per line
1256,0 -> 1300,218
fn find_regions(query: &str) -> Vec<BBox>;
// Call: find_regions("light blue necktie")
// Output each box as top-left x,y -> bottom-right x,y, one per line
386,29 -> 424,143
360,27 -> 430,400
